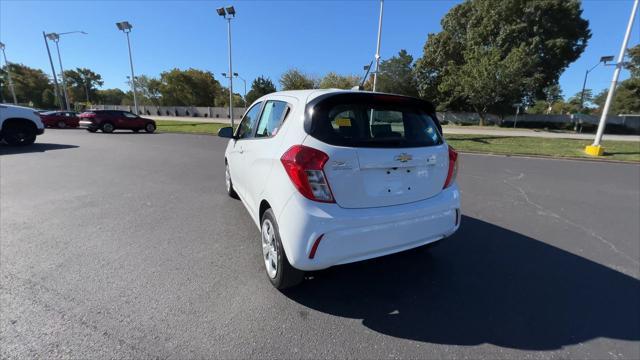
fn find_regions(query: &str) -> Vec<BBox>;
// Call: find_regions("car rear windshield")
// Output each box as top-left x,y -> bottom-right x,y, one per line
307,93 -> 443,148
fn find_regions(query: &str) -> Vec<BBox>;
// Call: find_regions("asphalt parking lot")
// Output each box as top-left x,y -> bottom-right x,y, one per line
1,129 -> 639,359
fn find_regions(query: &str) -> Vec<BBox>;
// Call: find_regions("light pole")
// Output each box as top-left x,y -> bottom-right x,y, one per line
372,0 -> 384,92
586,0 -> 638,156
45,31 -> 87,110
233,73 -> 247,108
116,21 -> 138,115
217,6 -> 236,128
42,31 -> 62,109
579,55 -> 614,112
0,42 -> 18,104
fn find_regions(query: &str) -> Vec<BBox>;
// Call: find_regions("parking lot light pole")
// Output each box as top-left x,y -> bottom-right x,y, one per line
46,31 -> 87,110
579,55 -> 614,112
217,6 -> 236,128
42,31 -> 63,109
116,21 -> 138,115
233,73 -> 247,108
372,0 -> 384,92
586,0 -> 638,156
0,42 -> 18,104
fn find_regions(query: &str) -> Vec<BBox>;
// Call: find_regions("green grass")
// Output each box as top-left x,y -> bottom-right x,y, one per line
446,135 -> 640,162
155,120 -> 230,135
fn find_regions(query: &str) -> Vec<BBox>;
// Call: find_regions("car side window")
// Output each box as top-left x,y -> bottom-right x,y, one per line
235,102 -> 262,139
123,112 -> 138,118
255,101 -> 290,138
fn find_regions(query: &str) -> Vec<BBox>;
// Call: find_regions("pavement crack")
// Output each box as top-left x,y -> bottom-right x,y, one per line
503,171 -> 639,268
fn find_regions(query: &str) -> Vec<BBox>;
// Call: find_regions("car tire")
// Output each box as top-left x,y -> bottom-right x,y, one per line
57,121 -> 66,128
3,122 -> 36,146
87,128 -> 97,133
261,209 -> 304,290
225,162 -> 239,199
145,123 -> 156,133
102,122 -> 115,133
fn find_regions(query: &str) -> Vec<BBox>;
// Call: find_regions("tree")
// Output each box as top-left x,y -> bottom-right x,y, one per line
0,63 -> 54,108
217,87 -> 245,107
374,50 -> 419,97
319,72 -> 360,90
96,88 -> 127,105
245,76 -> 276,105
135,75 -> 162,105
414,0 -> 591,123
593,45 -> 640,115
158,68 -> 223,106
63,68 -> 104,104
279,69 -> 317,90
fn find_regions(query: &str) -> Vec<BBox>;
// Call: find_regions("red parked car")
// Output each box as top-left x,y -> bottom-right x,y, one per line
78,110 -> 156,133
40,111 -> 80,128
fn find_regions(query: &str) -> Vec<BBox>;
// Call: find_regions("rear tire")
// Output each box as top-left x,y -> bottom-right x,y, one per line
102,122 -> 115,133
261,209 -> 304,290
3,122 -> 36,146
145,123 -> 156,133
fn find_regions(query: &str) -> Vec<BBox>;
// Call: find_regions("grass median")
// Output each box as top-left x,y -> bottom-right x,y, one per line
156,120 -> 639,162
446,135 -> 640,162
156,120 -> 230,135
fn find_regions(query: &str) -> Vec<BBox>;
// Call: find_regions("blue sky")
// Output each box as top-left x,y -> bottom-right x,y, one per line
1,0 -> 638,100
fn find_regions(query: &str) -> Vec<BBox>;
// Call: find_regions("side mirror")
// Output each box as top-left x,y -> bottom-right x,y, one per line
217,126 -> 235,138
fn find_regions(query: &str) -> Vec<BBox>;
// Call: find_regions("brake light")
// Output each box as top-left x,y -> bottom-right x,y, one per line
443,145 -> 458,189
81,112 -> 96,118
281,145 -> 335,203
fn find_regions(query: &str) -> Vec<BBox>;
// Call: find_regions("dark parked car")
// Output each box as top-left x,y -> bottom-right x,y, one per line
78,110 -> 156,133
40,111 -> 80,128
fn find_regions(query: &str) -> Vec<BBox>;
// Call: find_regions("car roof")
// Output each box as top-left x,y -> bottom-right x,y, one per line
261,89 -> 425,105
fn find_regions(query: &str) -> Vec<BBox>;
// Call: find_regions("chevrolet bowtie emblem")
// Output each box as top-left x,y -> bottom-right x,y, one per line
394,153 -> 413,162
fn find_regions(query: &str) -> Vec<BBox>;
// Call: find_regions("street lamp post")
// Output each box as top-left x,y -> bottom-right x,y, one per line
217,6 -> 236,128
116,21 -> 139,115
586,0 -> 638,156
579,55 -> 614,112
372,0 -> 384,92
233,73 -> 247,108
45,31 -> 87,111
0,42 -> 18,104
42,31 -> 62,109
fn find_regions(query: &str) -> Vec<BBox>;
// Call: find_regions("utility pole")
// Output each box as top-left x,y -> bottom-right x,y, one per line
372,0 -> 384,92
217,6 -> 236,128
585,0 -> 638,156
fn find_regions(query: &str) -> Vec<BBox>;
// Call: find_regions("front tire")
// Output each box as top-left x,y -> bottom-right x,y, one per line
145,123 -> 156,133
225,162 -> 239,199
261,209 -> 304,290
3,123 -> 36,146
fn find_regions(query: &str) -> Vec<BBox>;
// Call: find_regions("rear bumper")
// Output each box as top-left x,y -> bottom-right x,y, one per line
277,184 -> 461,271
79,120 -> 96,129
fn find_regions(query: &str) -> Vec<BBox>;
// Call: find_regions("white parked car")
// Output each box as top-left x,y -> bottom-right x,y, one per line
219,90 -> 460,289
0,104 -> 45,146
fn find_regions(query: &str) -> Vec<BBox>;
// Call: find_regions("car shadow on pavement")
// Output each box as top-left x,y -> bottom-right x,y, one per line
0,143 -> 78,155
284,215 -> 639,351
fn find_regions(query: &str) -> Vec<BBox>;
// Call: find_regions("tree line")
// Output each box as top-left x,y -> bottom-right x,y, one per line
1,0 -> 638,117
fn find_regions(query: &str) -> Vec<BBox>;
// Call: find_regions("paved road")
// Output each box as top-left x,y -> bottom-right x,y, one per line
1,130 -> 638,359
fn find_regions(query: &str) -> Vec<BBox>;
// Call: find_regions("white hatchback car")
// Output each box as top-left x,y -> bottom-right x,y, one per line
219,90 -> 460,289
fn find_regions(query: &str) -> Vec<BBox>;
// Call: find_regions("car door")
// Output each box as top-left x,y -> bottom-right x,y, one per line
240,99 -> 292,212
227,102 -> 263,201
121,112 -> 142,129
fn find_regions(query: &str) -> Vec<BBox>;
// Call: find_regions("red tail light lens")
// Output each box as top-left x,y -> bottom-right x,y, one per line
281,145 -> 335,203
443,145 -> 459,189
80,112 -> 96,118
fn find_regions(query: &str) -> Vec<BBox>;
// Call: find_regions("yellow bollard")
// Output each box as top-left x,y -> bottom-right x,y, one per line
584,145 -> 604,156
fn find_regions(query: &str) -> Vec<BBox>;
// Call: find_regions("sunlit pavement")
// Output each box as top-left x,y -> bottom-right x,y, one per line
1,129 -> 638,359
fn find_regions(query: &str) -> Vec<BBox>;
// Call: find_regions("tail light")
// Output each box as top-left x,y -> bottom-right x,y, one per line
81,112 -> 96,118
443,145 -> 459,189
281,145 -> 335,203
